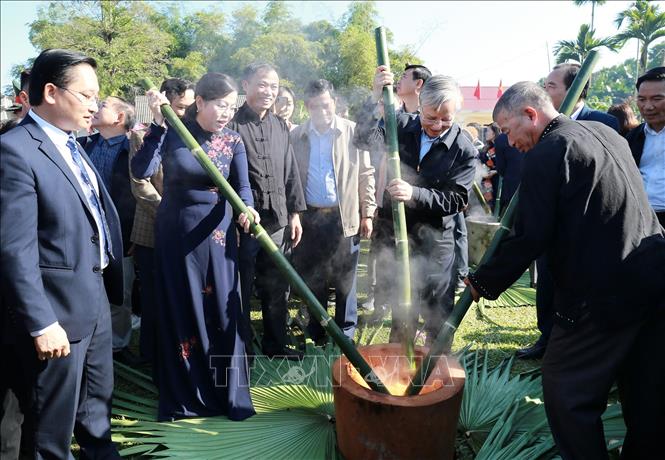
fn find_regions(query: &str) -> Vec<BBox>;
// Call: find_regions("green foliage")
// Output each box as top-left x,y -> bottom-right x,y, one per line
29,1 -> 172,98
20,0 -> 417,106
553,23 -> 617,64
586,41 -> 665,110
614,0 -> 665,74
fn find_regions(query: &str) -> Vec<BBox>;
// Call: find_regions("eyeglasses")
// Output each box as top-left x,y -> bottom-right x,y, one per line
213,102 -> 238,115
57,86 -> 99,107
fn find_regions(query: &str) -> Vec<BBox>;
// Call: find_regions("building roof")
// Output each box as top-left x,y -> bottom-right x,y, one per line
460,85 -> 504,112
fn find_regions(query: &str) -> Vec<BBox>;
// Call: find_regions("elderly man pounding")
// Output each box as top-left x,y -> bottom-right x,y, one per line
466,81 -> 665,459
355,66 -> 476,346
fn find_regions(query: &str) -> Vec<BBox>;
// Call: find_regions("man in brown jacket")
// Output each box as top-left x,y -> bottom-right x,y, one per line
291,79 -> 376,344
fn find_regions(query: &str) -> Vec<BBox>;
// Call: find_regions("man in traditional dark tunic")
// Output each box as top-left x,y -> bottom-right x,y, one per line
466,81 -> 665,459
228,63 -> 306,359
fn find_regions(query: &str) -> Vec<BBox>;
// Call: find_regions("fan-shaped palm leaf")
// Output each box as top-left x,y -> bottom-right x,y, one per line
113,344 -> 339,459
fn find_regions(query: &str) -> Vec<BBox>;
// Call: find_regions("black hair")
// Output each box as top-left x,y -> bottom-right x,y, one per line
304,79 -> 336,101
184,72 -> 238,120
20,69 -> 31,92
607,101 -> 639,136
0,119 -> 18,135
405,64 -> 432,83
636,66 -> 665,91
242,62 -> 278,82
159,78 -> 195,103
552,62 -> 588,100
278,86 -> 295,100
29,49 -> 97,106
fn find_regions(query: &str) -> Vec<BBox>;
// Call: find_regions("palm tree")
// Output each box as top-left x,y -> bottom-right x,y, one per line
553,23 -> 617,64
614,0 -> 665,74
573,0 -> 607,31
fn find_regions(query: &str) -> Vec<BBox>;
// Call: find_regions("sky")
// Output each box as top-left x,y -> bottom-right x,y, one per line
1,0 -> 662,91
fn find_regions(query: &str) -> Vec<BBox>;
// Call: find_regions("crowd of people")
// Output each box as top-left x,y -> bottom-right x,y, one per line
1,45 -> 663,459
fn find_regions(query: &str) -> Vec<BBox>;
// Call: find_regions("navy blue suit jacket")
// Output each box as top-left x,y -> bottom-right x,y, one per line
577,105 -> 619,132
1,115 -> 123,342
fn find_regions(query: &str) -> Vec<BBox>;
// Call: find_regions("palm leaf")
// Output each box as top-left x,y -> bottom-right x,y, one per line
458,350 -> 542,434
113,343 -> 339,458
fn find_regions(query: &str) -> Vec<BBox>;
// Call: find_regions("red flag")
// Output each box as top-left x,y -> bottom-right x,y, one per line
473,80 -> 481,100
497,80 -> 504,98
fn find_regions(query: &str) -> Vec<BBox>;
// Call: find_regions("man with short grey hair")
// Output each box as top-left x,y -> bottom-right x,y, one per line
467,81 -> 665,459
355,67 -> 476,345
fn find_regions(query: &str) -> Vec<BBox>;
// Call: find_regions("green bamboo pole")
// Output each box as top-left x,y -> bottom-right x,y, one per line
375,27 -> 414,369
139,78 -> 390,395
493,176 -> 504,219
405,50 -> 601,396
472,181 -> 492,215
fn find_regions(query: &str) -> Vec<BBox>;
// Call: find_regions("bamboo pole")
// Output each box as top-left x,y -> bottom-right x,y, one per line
472,181 -> 492,215
405,50 -> 601,396
374,27 -> 414,369
138,78 -> 391,395
493,176 -> 504,219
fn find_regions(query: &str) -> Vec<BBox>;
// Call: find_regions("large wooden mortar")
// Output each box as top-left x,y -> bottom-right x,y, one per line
332,343 -> 465,460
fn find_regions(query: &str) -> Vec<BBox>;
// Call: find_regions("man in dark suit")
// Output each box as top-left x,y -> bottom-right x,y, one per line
467,81 -> 665,459
1,49 -> 123,459
517,62 -> 622,360
625,66 -> 665,229
544,62 -> 620,130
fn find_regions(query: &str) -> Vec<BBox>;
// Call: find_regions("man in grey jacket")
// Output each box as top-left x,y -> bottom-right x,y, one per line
291,79 -> 376,344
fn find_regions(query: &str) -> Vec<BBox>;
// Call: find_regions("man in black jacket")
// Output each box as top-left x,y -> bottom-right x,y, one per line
467,81 -> 665,459
227,63 -> 306,359
355,69 -> 476,345
625,66 -> 665,228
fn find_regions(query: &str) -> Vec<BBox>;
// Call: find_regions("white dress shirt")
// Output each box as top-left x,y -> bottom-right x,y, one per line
640,123 -> 665,212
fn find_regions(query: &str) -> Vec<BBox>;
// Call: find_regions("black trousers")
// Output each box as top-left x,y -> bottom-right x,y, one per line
1,352 -> 24,458
13,306 -> 119,459
542,308 -> 665,459
239,224 -> 292,354
534,255 -> 555,345
295,208 -> 360,341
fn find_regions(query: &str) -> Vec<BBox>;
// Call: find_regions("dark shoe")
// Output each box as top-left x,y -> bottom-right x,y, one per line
515,342 -> 547,360
114,348 -> 147,366
264,347 -> 304,361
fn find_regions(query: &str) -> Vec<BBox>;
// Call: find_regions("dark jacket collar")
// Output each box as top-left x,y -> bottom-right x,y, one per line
235,102 -> 273,124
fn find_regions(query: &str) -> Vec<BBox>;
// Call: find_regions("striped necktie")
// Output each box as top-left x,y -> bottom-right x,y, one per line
66,135 -> 113,265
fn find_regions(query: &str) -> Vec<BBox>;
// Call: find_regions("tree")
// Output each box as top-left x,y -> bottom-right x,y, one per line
553,23 -> 617,64
586,41 -> 665,110
148,4 -> 227,80
614,0 -> 665,74
28,1 -> 172,98
573,0 -> 607,31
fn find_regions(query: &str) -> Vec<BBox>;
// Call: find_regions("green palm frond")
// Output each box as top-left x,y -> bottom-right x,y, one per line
113,343 -> 339,458
458,350 -> 542,434
614,0 -> 665,72
553,23 -> 617,64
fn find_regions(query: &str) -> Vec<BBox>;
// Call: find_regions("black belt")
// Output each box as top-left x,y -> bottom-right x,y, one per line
307,206 -> 338,215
